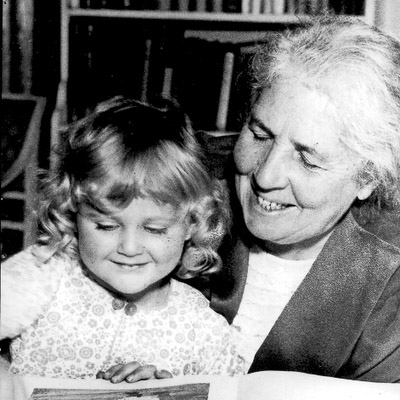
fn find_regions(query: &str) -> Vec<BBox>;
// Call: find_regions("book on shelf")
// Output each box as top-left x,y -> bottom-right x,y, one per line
196,0 -> 207,12
74,0 -> 162,10
252,0 -> 262,14
242,0 -> 288,15
177,0 -> 189,11
68,1 -> 366,15
157,0 -> 172,11
2,0 -> 10,92
215,51 -> 235,132
177,31 -> 261,131
68,19 -> 154,119
241,0 -> 250,13
212,0 -> 224,12
69,0 -> 80,8
272,0 -> 285,14
174,38 -> 229,132
141,38 -> 153,102
7,370 -> 399,400
175,36 -> 256,178
262,0 -> 272,14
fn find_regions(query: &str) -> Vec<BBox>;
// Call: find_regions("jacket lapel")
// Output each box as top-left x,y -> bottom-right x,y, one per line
210,233 -> 249,324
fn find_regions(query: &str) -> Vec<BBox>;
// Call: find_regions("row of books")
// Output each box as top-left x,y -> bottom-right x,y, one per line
67,20 -> 254,131
69,1 -> 365,16
242,0 -> 329,15
69,1 -> 235,12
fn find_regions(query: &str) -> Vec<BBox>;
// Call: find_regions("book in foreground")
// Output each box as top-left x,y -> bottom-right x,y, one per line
5,370 -> 399,400
30,382 -> 210,399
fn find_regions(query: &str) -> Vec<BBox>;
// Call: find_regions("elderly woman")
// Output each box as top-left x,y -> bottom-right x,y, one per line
205,17 -> 400,382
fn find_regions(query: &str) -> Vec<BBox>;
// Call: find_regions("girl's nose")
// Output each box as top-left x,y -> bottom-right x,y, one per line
253,146 -> 289,191
117,229 -> 143,256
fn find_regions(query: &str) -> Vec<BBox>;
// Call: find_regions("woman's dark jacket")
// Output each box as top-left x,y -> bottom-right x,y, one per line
191,208 -> 400,383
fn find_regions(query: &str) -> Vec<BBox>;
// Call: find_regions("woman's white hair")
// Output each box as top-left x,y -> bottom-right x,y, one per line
251,16 -> 400,211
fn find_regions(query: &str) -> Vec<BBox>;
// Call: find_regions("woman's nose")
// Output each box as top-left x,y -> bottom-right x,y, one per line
117,229 -> 143,256
253,146 -> 289,190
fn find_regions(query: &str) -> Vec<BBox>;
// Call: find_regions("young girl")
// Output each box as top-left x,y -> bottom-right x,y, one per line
0,96 -> 245,381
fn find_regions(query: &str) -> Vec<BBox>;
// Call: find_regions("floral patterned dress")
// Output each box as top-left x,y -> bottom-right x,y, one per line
1,246 -> 245,378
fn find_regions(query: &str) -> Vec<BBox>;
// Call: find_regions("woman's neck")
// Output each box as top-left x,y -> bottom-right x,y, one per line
256,229 -> 335,261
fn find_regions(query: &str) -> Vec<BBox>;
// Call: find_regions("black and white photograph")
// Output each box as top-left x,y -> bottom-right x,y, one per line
1,1 -> 400,399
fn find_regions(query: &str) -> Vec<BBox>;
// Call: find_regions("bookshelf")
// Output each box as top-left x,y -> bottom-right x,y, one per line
1,93 -> 47,259
52,0 -> 377,171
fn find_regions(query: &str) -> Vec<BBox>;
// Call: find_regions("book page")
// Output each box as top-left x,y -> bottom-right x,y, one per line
4,373 -> 238,400
237,371 -> 400,400
3,367 -> 400,400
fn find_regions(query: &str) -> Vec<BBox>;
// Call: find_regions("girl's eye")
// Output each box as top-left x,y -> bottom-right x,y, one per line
145,226 -> 167,235
299,153 -> 320,171
95,223 -> 119,232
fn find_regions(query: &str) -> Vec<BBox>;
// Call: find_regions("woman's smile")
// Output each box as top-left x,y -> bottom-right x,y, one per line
234,80 -> 373,259
256,195 -> 293,212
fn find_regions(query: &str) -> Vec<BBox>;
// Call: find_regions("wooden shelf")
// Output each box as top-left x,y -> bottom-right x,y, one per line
67,9 -> 375,27
67,9 -> 315,24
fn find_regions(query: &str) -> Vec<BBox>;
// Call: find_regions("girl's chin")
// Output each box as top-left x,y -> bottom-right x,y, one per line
111,286 -> 142,299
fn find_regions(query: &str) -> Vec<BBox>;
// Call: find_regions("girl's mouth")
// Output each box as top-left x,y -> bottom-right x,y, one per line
113,261 -> 145,270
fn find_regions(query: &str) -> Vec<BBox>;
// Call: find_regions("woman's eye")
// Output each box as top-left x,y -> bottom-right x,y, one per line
145,226 -> 167,235
299,153 -> 320,171
96,223 -> 119,231
250,127 -> 272,141
250,129 -> 272,141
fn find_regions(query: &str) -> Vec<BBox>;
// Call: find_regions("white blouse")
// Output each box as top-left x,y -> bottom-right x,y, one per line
232,247 -> 314,371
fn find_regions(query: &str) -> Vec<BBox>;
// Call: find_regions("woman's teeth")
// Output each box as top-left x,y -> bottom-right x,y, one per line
257,196 -> 288,211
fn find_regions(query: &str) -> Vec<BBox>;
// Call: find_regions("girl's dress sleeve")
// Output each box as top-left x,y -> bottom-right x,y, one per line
204,326 -> 247,376
0,246 -> 61,339
194,311 -> 246,376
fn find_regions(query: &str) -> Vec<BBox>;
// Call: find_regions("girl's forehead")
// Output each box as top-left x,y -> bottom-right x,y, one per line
80,176 -> 187,209
80,196 -> 189,221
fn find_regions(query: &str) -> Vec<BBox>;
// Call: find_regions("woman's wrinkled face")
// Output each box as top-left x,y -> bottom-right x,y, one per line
77,197 -> 191,303
234,80 -> 373,259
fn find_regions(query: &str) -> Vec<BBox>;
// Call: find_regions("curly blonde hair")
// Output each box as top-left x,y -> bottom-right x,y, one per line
37,96 -> 231,278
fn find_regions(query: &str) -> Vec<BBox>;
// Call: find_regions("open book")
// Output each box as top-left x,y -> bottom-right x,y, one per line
4,370 -> 399,400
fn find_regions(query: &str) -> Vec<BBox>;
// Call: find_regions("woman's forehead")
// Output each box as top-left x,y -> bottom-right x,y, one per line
255,81 -> 335,138
253,81 -> 359,166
